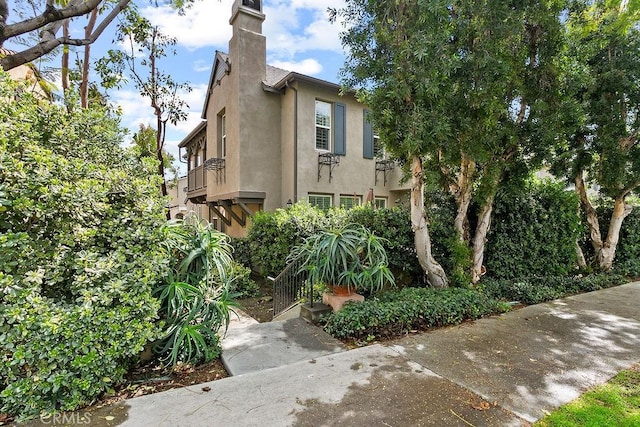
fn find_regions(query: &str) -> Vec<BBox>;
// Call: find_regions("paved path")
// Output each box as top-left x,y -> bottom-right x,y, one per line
28,281 -> 640,426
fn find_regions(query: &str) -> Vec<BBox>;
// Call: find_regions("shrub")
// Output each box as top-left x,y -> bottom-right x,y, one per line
609,206 -> 640,277
228,262 -> 259,298
0,76 -> 166,420
324,287 -> 506,340
247,202 -> 421,283
479,273 -> 627,305
154,218 -> 237,366
485,179 -> 582,279
229,236 -> 253,270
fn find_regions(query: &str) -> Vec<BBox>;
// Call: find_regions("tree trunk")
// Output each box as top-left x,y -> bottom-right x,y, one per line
576,242 -> 587,269
471,191 -> 496,283
453,154 -> 475,242
575,172 -> 632,271
410,155 -> 448,288
596,196 -> 632,270
80,7 -> 98,108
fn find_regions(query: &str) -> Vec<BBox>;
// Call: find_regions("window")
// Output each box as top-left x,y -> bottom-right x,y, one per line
221,114 -> 227,158
217,110 -> 226,158
373,134 -> 385,158
315,100 -> 331,151
374,197 -> 387,209
339,195 -> 362,210
308,194 -> 332,210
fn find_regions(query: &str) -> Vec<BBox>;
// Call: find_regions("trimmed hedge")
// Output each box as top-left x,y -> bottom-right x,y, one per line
324,287 -> 507,340
479,273 -> 627,305
485,180 -> 583,280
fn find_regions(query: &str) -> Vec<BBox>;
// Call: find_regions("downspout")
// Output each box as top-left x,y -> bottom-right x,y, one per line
286,80 -> 298,203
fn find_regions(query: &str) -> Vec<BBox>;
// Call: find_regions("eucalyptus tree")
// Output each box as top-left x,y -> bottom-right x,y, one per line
96,7 -> 190,200
553,0 -> 640,270
333,0 -> 566,286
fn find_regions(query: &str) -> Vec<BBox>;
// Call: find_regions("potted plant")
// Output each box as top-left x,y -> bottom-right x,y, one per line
287,223 -> 395,296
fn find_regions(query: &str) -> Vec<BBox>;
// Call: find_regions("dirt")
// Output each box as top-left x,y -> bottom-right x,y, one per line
234,276 -> 275,323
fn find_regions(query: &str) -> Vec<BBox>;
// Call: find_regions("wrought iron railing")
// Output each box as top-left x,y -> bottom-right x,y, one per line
269,258 -> 309,319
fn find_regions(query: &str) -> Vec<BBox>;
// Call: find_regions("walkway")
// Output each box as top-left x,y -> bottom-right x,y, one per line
46,281 -> 640,426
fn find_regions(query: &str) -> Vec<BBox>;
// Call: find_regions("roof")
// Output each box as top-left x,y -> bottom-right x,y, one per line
178,120 -> 207,148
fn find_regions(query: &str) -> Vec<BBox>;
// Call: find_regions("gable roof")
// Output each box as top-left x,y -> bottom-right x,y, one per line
201,51 -> 231,119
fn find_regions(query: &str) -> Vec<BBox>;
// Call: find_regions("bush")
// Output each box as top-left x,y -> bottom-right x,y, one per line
229,237 -> 253,270
479,273 -> 627,305
0,77 -> 166,420
324,287 -> 506,340
229,262 -> 259,298
247,201 -> 421,283
485,180 -> 582,279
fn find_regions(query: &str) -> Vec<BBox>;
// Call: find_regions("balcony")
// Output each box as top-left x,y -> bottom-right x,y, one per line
187,165 -> 206,192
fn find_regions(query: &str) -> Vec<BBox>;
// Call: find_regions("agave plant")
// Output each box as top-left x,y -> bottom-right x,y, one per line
287,223 -> 395,294
154,215 -> 238,366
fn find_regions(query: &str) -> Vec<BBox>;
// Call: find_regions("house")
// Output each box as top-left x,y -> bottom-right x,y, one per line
0,47 -> 52,100
179,0 -> 409,237
167,175 -> 208,220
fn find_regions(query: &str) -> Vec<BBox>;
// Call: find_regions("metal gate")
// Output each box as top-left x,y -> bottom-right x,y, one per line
269,258 -> 308,318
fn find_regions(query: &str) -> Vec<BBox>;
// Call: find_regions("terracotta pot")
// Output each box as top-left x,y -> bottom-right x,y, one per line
330,285 -> 354,296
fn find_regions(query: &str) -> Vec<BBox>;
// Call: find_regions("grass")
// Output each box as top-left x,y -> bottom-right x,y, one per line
534,365 -> 640,427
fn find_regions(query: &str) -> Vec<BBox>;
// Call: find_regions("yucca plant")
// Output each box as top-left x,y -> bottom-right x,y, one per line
154,215 -> 238,365
287,223 -> 395,295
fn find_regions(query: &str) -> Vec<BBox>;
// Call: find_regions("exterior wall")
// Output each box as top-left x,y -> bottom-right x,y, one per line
290,80 -> 409,208
168,176 -> 207,220
205,2 -> 282,212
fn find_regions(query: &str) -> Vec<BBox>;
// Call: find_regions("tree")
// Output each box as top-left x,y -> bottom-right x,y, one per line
132,123 -> 178,182
333,0 -> 565,285
553,0 -> 640,270
0,0 -> 199,71
96,8 -> 190,201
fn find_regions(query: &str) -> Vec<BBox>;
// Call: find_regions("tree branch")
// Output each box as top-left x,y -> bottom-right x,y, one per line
1,0 -> 130,71
1,0 -> 103,43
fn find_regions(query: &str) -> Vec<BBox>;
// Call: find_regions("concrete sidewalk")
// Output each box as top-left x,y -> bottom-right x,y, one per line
46,281 -> 640,426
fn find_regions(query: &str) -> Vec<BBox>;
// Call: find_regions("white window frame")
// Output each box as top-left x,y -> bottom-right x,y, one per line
373,133 -> 385,159
308,194 -> 333,210
221,114 -> 227,158
339,195 -> 362,210
315,100 -> 332,151
374,197 -> 387,209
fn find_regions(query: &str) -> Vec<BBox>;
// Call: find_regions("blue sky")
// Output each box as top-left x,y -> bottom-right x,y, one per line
98,0 -> 349,175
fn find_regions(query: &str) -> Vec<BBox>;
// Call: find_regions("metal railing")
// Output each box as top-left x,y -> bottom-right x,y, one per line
269,258 -> 309,319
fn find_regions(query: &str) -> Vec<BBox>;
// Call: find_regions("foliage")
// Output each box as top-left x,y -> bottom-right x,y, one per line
95,6 -> 191,197
227,262 -> 259,299
0,74 -> 166,420
287,223 -> 395,295
485,179 -> 583,279
324,287 -> 506,340
332,0 -> 567,284
229,236 -> 254,271
534,365 -> 640,427
154,217 -> 236,366
247,201 -> 329,276
479,273 -> 626,306
248,202 -> 419,284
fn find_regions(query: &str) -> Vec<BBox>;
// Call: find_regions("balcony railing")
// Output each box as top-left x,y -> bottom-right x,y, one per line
187,165 -> 206,192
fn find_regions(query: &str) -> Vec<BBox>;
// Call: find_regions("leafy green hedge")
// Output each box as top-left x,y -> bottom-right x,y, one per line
485,180 -> 582,279
478,273 -> 626,305
0,77 -> 166,419
324,288 -> 506,339
616,207 -> 640,277
247,202 -> 421,284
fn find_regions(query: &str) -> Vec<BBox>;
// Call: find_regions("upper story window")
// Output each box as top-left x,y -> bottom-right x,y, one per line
373,134 -> 385,158
218,111 -> 227,158
315,100 -> 331,151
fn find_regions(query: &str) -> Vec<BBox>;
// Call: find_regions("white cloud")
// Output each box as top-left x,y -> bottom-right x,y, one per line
193,59 -> 211,72
142,1 -> 233,51
270,58 -> 322,75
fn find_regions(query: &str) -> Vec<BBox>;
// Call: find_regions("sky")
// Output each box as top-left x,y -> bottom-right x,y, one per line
89,0 -> 349,176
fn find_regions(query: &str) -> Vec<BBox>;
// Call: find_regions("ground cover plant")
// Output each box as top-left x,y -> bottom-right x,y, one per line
534,364 -> 640,427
